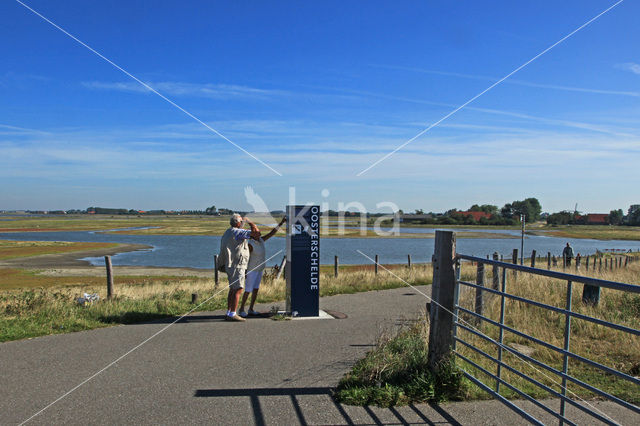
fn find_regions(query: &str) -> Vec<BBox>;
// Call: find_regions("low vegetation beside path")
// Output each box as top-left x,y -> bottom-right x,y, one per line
0,262 -> 433,342
336,254 -> 640,408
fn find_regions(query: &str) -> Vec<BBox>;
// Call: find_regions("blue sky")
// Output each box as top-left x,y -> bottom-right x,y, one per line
1,0 -> 639,214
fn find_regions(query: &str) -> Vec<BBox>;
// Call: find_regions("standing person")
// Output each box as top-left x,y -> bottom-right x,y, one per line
219,214 -> 260,322
563,242 -> 574,266
239,216 -> 286,317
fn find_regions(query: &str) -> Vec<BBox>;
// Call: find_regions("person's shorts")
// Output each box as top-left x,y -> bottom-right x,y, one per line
245,270 -> 263,292
226,268 -> 245,290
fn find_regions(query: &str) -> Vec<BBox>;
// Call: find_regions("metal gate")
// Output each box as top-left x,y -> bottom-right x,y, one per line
429,231 -> 640,425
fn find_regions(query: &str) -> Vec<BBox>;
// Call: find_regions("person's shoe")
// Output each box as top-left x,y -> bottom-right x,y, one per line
229,314 -> 246,322
248,309 -> 261,316
238,310 -> 248,318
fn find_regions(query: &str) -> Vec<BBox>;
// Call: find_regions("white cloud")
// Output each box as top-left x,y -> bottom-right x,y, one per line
615,63 -> 640,75
82,81 -> 288,99
371,64 -> 640,97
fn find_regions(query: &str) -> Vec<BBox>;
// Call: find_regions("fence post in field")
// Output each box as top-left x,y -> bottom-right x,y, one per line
582,279 -> 601,305
334,255 -> 339,278
408,254 -> 412,269
576,254 -> 581,271
375,255 -> 379,275
276,256 -> 286,280
625,256 -> 629,267
547,252 -> 551,269
214,254 -> 219,286
492,252 -> 500,290
475,262 -> 485,326
586,255 -> 589,271
563,253 -> 567,269
530,250 -> 536,267
553,255 -> 558,267
610,258 -> 614,271
105,255 -> 114,300
599,257 -> 603,271
428,231 -> 457,373
512,249 -> 518,279
191,293 -> 199,304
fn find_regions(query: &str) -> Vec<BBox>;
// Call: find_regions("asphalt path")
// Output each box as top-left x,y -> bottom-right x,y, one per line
1,286 -> 635,425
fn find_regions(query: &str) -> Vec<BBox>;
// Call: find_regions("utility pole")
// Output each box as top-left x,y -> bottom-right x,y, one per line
520,214 -> 525,265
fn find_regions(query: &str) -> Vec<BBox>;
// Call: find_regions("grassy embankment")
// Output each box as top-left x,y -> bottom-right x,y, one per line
531,224 -> 640,241
0,238 -> 433,342
335,254 -> 640,407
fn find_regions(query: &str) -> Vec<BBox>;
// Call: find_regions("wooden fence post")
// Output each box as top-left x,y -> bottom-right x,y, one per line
547,252 -> 551,270
475,262 -> 485,326
530,250 -> 536,267
492,252 -> 500,290
214,254 -> 219,286
408,254 -> 412,269
105,255 -> 114,300
586,256 -> 589,271
576,254 -> 581,271
512,249 -> 518,279
375,255 -> 379,275
191,293 -> 199,304
428,231 -> 457,373
334,255 -> 339,278
276,256 -> 286,280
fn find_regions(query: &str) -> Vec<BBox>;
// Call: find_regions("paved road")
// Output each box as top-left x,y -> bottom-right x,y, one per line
1,286 -> 635,425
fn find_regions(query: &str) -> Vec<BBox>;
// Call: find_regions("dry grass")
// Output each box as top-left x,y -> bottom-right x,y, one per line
0,262 -> 434,342
455,256 -> 640,404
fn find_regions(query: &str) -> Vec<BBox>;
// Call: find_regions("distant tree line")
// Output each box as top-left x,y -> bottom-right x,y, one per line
547,206 -> 640,226
402,198 -> 542,226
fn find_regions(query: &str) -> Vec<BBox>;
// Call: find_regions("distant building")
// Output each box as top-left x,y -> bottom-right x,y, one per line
399,214 -> 433,223
585,213 -> 609,225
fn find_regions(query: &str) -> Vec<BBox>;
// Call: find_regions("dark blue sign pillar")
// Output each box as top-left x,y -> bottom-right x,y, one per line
286,205 -> 320,317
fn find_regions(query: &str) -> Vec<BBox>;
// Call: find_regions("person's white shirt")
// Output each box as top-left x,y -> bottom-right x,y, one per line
247,237 -> 266,272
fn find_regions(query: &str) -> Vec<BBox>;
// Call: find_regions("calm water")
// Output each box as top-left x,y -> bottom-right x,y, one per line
0,229 -> 639,269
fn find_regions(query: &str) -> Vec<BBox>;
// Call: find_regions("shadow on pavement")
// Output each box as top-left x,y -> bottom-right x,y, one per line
194,387 -> 353,426
194,387 -> 463,425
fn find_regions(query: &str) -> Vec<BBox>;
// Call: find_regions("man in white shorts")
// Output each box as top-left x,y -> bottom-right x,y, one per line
220,213 -> 260,322
239,216 -> 286,317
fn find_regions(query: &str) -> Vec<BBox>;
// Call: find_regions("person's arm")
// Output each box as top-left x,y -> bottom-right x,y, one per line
244,217 -> 261,240
262,217 -> 286,241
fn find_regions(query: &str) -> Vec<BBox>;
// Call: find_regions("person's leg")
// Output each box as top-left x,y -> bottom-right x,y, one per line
239,291 -> 250,312
248,271 -> 263,313
248,289 -> 259,311
229,288 -> 242,313
242,270 -> 258,314
225,269 -> 246,320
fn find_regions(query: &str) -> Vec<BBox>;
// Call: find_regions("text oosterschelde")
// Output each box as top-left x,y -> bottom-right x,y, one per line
310,205 -> 319,290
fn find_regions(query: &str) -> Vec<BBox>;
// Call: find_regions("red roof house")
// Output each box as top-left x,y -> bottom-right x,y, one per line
585,214 -> 609,225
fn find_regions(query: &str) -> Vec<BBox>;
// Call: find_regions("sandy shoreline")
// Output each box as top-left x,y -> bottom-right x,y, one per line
0,243 -> 214,277
0,243 -> 151,268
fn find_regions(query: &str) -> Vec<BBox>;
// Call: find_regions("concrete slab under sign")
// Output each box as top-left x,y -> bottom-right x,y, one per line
276,310 -> 342,320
